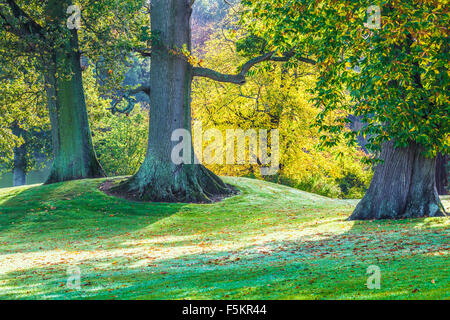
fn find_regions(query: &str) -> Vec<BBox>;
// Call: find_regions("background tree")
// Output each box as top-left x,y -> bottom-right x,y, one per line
8,125 -> 51,186
242,0 -> 449,219
0,0 -> 105,183
0,0 -> 149,184
0,56 -> 50,186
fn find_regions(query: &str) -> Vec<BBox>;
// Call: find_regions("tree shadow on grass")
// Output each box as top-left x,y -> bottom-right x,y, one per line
0,178 -> 186,254
0,232 -> 447,300
0,177 -> 448,299
0,209 -> 447,300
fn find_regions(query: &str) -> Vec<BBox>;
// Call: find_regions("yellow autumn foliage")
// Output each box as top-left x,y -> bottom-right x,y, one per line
192,27 -> 372,198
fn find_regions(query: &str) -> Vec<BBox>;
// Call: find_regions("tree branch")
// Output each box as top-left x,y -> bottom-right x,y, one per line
4,0 -> 42,35
223,0 -> 239,14
107,85 -> 150,115
193,51 -> 275,84
192,50 -> 316,84
131,47 -> 152,57
130,85 -> 150,96
271,52 -> 316,66
0,7 -> 24,37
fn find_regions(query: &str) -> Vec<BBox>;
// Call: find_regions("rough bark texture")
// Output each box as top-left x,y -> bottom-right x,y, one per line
349,141 -> 446,220
44,1 -> 104,184
435,153 -> 448,195
116,0 -> 232,202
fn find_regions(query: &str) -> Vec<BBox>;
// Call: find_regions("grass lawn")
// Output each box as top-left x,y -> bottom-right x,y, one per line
0,176 -> 448,300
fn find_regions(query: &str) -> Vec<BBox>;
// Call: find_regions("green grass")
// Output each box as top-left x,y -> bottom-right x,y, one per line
0,177 -> 448,300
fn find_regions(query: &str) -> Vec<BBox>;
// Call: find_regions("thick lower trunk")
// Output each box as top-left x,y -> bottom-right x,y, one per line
436,153 -> 448,195
44,4 -> 104,184
119,162 -> 231,202
116,0 -> 231,202
349,141 -> 446,220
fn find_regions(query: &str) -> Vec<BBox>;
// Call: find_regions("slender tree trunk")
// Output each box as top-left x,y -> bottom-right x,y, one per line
436,153 -> 448,195
13,146 -> 26,186
12,125 -> 26,187
349,141 -> 446,220
44,1 -> 104,184
116,0 -> 231,202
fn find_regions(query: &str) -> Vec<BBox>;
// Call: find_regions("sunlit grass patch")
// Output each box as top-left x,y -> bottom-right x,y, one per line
0,177 -> 448,300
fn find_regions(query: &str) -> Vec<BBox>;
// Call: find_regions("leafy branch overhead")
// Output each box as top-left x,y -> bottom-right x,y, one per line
193,49 -> 316,84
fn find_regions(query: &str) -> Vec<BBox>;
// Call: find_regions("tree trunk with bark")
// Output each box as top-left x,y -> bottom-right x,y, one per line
12,125 -> 27,187
349,141 -> 446,220
115,0 -> 231,202
44,1 -> 105,184
435,153 -> 448,195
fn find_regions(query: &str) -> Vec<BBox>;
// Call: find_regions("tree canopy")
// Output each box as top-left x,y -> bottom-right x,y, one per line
241,0 -> 449,157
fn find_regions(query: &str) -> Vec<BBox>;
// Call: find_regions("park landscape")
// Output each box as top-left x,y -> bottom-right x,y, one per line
0,0 -> 448,300
0,177 -> 449,299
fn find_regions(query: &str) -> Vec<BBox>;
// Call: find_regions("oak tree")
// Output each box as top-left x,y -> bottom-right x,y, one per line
242,0 -> 449,219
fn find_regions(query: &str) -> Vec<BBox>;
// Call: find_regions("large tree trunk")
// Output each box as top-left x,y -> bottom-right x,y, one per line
436,153 -> 448,195
115,0 -> 231,202
44,1 -> 105,184
349,141 -> 446,220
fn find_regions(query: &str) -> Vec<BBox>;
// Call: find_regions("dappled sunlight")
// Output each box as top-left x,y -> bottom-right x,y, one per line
121,234 -> 201,247
0,186 -> 33,205
0,216 -> 352,275
0,178 -> 448,299
412,217 -> 450,230
1,210 -> 447,299
424,250 -> 448,257
441,197 -> 450,213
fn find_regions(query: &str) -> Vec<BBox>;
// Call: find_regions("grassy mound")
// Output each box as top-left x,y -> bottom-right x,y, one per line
0,177 -> 448,299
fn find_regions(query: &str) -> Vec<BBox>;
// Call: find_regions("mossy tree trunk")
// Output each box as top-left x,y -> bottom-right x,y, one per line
349,141 -> 446,220
44,1 -> 104,184
116,0 -> 231,202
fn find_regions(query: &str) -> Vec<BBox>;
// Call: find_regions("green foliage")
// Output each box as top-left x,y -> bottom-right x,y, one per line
235,34 -> 267,56
192,23 -> 372,198
80,64 -> 148,177
241,0 -> 449,157
92,108 -> 148,177
0,56 -> 49,173
78,0 -> 150,96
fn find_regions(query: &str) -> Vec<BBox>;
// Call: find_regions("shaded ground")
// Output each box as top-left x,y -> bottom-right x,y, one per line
0,177 -> 448,299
